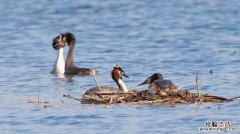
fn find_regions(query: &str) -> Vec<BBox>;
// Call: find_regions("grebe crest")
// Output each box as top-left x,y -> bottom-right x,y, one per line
52,33 -> 66,50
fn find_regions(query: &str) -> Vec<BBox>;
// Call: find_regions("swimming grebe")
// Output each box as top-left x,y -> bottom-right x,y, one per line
84,64 -> 129,95
138,73 -> 177,94
51,34 -> 65,77
52,33 -> 97,76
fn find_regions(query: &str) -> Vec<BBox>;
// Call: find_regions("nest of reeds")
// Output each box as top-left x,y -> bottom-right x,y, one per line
81,89 -> 232,105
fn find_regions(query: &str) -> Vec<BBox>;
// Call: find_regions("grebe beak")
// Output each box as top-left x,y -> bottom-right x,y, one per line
138,77 -> 151,86
52,41 -> 60,50
121,71 -> 129,78
52,33 -> 66,50
113,64 -> 129,78
118,67 -> 129,78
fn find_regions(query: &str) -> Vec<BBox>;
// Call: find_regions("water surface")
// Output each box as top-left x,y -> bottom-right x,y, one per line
0,0 -> 239,133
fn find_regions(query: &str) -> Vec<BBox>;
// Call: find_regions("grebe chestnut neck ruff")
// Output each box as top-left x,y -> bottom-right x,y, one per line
111,64 -> 129,92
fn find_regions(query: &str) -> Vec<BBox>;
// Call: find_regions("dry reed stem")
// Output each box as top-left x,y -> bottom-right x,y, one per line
96,92 -> 133,95
196,74 -> 201,102
84,95 -> 110,102
228,96 -> 240,101
63,94 -> 81,101
92,74 -> 102,91
27,98 -> 50,104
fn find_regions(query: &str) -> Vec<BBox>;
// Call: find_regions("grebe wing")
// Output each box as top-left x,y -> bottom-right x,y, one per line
154,80 -> 177,91
65,67 -> 98,76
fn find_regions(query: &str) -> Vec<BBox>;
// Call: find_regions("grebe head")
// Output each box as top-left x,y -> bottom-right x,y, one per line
111,64 -> 129,92
111,64 -> 129,81
138,73 -> 163,86
52,33 -> 67,50
64,32 -> 75,47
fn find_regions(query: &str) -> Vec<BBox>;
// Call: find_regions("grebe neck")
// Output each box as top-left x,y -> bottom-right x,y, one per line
52,47 -> 65,76
58,47 -> 64,58
65,38 -> 76,71
116,79 -> 128,93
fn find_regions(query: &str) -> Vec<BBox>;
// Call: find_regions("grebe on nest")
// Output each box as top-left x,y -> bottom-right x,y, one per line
138,73 -> 177,95
52,32 -> 97,76
84,64 -> 129,96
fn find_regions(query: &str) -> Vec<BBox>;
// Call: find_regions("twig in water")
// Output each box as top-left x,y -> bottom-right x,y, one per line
92,73 -> 102,91
27,97 -> 50,104
228,96 -> 240,101
63,94 -> 81,101
43,104 -> 53,108
202,95 -> 230,102
196,74 -> 201,102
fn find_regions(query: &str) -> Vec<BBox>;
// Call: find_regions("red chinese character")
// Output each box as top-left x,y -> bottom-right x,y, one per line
224,121 -> 231,127
219,121 -> 224,127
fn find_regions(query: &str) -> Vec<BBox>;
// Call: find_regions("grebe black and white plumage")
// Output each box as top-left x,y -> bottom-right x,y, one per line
52,32 -> 97,76
84,64 -> 129,96
51,34 -> 65,77
138,73 -> 177,94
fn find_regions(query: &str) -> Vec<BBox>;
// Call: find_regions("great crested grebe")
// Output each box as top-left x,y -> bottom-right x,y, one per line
52,32 -> 97,76
51,34 -> 65,77
84,64 -> 129,95
138,73 -> 177,94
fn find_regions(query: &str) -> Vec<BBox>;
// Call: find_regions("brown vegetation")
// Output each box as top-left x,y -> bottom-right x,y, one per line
81,89 -> 232,105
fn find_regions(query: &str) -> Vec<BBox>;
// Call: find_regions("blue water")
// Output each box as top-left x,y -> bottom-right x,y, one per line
0,0 -> 239,133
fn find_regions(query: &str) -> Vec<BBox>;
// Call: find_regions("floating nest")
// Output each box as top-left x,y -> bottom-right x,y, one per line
81,89 -> 233,105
